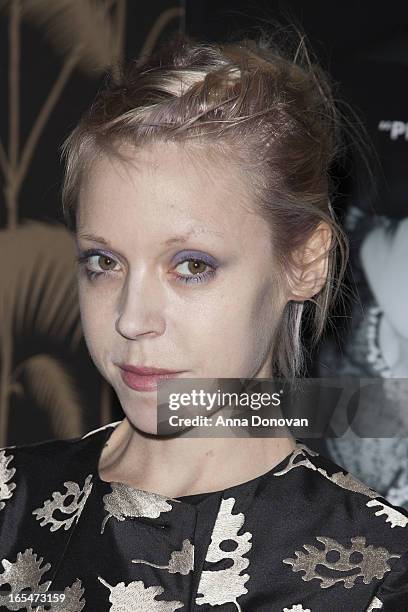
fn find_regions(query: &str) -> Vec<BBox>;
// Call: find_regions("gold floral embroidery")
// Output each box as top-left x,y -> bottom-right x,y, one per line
196,497 -> 252,610
81,421 -> 122,440
98,576 -> 183,611
0,450 -> 16,511
36,578 -> 86,611
101,482 -> 174,534
366,499 -> 408,528
283,536 -> 400,589
32,474 -> 93,532
0,548 -> 51,608
365,595 -> 383,611
274,447 -> 320,477
275,445 -> 408,528
0,549 -> 86,611
275,445 -> 379,499
132,539 -> 194,575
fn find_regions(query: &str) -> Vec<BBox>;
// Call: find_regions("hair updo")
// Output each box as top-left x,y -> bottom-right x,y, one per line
61,27 -> 351,381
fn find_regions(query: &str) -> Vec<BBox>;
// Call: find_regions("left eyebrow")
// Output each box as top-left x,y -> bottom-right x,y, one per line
76,228 -> 224,248
162,228 -> 224,246
76,232 -> 111,247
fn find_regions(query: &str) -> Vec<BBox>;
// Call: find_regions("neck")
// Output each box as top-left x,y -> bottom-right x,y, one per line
98,416 -> 297,498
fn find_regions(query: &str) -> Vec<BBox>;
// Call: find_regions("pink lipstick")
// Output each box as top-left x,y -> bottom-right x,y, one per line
118,365 -> 186,392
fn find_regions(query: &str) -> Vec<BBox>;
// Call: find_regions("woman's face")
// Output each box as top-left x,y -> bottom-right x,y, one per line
76,141 -> 289,434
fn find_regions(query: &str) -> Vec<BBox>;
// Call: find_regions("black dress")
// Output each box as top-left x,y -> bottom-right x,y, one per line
0,420 -> 407,611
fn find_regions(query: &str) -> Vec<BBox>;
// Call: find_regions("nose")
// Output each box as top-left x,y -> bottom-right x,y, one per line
115,270 -> 165,340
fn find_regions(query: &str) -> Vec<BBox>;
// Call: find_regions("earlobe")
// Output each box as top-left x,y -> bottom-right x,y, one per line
286,222 -> 332,302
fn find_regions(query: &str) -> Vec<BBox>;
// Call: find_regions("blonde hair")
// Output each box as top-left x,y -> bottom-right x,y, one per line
61,29 -> 351,381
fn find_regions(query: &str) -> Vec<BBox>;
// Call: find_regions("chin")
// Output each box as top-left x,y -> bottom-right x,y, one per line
127,414 -> 159,436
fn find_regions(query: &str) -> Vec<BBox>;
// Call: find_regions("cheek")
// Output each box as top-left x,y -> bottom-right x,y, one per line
250,277 -> 283,349
188,278 -> 280,375
78,286 -> 112,361
177,293 -> 245,376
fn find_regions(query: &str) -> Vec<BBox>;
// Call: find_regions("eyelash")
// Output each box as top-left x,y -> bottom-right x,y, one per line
75,250 -> 217,285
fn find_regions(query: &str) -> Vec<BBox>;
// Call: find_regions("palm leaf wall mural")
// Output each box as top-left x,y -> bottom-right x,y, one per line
0,0 -> 185,446
13,354 -> 83,439
0,221 -> 96,446
22,0 -> 125,74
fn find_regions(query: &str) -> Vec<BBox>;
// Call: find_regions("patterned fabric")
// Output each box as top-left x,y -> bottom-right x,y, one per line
0,421 -> 408,611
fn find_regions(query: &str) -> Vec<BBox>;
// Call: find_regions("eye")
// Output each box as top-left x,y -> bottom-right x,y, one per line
173,257 -> 216,284
76,250 -> 218,285
76,251 -> 120,281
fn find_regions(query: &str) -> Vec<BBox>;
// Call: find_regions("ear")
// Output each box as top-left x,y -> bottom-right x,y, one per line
286,221 -> 332,302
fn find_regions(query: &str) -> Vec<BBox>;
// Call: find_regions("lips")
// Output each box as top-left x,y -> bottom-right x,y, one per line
119,365 -> 184,375
118,365 -> 186,392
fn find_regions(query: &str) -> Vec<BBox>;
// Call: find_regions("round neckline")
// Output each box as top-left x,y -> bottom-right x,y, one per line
91,420 -> 305,504
176,491 -> 217,504
175,439 -> 305,502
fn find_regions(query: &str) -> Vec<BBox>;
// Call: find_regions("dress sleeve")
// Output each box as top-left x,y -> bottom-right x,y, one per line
365,549 -> 408,611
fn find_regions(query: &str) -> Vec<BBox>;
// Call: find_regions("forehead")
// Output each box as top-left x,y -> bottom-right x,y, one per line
79,141 -> 246,202
76,141 -> 271,247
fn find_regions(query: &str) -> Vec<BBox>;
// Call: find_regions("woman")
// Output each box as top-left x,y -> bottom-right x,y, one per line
1,31 -> 407,612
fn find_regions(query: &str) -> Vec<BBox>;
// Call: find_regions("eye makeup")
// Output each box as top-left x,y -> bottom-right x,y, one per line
75,248 -> 219,285
75,249 -> 118,281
